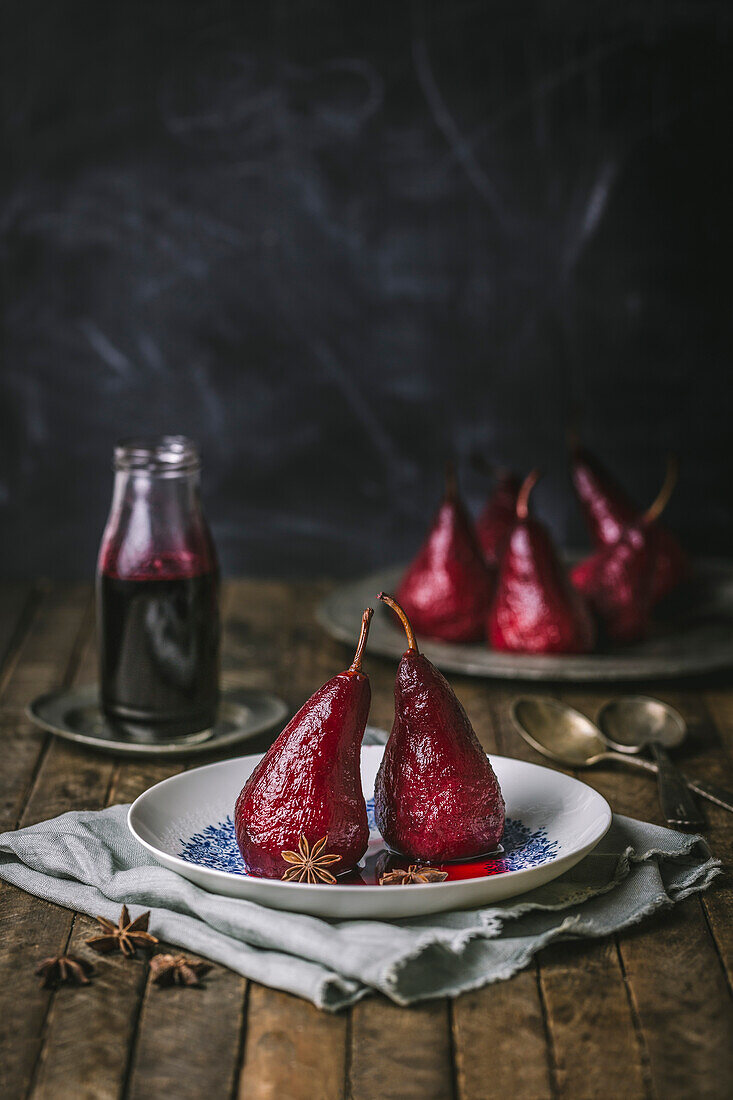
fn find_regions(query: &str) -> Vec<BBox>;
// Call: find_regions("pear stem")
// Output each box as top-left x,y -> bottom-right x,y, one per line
377,593 -> 418,653
516,469 -> 541,521
644,456 -> 678,524
347,608 -> 374,674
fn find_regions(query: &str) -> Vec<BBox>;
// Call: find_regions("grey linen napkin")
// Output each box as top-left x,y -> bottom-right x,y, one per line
0,801 -> 720,1011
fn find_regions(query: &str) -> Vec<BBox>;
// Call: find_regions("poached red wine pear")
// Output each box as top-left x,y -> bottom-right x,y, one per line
396,464 -> 494,643
488,471 -> 596,655
569,436 -> 637,548
571,464 -> 679,643
374,594 -> 505,862
570,441 -> 688,604
476,469 -> 521,568
235,609 -> 373,880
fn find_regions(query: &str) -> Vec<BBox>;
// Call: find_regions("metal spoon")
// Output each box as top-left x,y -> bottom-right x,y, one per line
597,696 -> 703,827
511,697 -> 733,818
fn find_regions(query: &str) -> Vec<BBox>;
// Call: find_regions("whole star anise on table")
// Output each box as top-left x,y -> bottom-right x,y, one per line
149,954 -> 212,987
281,835 -> 342,884
86,905 -> 159,957
36,954 -> 94,988
379,865 -> 448,885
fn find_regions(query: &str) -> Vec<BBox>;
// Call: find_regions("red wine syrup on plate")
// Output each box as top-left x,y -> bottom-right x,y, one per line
337,838 -> 507,885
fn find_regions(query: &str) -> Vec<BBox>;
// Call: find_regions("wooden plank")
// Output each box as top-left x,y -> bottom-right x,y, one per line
349,995 -> 453,1100
11,615 -> 121,1100
694,688 -> 733,994
0,583 -> 93,826
128,952 -> 247,1100
537,938 -> 647,1099
0,584 -> 93,1100
0,583 -> 90,712
20,609 -> 115,827
0,585 -> 37,827
221,578 -> 305,700
621,894 -> 733,1099
452,967 -> 552,1100
237,984 -> 347,1100
108,759 -> 184,806
491,687 -> 649,1099
0,584 -> 91,832
706,684 -> 733,758
0,582 -> 35,675
560,686 -> 733,1100
0,888 -> 76,1099
30,914 -> 149,1100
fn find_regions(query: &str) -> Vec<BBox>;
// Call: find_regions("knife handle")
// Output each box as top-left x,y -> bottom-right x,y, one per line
650,743 -> 705,827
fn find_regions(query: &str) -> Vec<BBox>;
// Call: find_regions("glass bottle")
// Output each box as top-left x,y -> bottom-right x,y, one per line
96,436 -> 220,739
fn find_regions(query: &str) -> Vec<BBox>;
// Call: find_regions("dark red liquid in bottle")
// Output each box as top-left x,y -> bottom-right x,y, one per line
97,437 -> 220,739
98,560 -> 220,736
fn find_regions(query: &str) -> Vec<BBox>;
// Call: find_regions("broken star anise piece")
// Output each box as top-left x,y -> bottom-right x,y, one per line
281,834 -> 342,884
36,954 -> 93,988
150,954 -> 212,987
379,864 -> 449,885
86,905 -> 159,957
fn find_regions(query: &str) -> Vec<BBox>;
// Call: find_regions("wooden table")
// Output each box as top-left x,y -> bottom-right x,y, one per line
1,579 -> 732,1100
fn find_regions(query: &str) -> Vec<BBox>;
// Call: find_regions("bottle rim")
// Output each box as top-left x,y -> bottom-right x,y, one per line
114,436 -> 201,474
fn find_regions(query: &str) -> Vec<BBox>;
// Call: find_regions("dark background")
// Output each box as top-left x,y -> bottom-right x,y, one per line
1,1 -> 732,580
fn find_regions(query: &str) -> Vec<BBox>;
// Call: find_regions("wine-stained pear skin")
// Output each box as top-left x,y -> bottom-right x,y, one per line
396,464 -> 494,643
476,470 -> 522,568
374,594 -> 505,862
572,530 -> 654,643
570,441 -> 689,604
234,609 -> 373,880
571,464 -> 682,643
569,437 -> 638,548
488,471 -> 596,655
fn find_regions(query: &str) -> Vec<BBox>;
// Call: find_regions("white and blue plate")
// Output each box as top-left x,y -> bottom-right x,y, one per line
128,744 -> 611,918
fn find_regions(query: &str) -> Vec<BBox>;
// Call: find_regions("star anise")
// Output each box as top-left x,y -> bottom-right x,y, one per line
379,864 -> 449,885
86,905 -> 159,957
149,954 -> 212,987
281,835 -> 342,884
36,954 -> 94,988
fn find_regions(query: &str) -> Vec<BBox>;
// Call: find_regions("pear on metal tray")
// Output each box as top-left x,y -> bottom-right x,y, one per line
488,471 -> 596,655
396,463 -> 494,643
571,463 -> 680,644
475,467 -> 522,569
569,439 -> 689,604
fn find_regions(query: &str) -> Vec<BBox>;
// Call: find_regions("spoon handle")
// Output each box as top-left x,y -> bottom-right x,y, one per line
601,752 -> 733,817
686,778 -> 733,815
648,743 -> 706,827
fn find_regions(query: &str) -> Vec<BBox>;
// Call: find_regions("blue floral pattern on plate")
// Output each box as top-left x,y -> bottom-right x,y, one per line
179,798 -> 559,878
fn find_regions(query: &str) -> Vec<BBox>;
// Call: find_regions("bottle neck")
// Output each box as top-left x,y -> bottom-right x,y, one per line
99,469 -> 216,580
